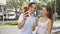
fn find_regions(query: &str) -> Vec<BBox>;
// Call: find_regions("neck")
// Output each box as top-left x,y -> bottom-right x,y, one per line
43,15 -> 48,19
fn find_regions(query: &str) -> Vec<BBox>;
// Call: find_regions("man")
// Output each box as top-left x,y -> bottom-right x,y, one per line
18,2 -> 37,34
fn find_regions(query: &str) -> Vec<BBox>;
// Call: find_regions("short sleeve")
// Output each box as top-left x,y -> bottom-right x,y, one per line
18,14 -> 23,23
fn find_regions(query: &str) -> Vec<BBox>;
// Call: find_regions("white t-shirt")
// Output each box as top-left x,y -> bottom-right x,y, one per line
18,14 -> 36,34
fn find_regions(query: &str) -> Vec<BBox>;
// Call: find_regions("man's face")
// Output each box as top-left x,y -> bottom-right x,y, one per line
29,4 -> 36,14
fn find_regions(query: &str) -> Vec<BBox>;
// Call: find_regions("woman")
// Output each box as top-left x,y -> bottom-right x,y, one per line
36,6 -> 53,34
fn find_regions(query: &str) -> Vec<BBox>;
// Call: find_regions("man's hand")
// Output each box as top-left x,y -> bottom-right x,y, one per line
18,11 -> 29,29
23,11 -> 29,20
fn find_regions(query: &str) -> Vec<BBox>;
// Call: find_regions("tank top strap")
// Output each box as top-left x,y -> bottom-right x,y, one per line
46,19 -> 50,23
39,17 -> 42,21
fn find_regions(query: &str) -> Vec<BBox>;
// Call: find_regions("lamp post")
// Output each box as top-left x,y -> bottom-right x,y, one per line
54,0 -> 57,20
55,0 -> 56,13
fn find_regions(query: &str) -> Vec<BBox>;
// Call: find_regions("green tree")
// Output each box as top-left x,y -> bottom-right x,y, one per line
6,0 -> 20,19
36,1 -> 45,16
6,0 -> 28,19
42,0 -> 48,3
47,0 -> 60,15
56,0 -> 60,15
47,1 -> 55,14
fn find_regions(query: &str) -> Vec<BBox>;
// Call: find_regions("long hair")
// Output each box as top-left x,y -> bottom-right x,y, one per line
42,6 -> 53,21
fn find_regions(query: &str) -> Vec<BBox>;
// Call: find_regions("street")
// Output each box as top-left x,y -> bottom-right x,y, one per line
0,21 -> 60,34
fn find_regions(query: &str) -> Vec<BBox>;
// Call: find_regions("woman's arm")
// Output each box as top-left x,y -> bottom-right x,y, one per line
47,20 -> 53,34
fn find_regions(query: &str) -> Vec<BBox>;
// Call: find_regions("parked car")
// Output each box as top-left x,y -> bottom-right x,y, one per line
4,9 -> 16,20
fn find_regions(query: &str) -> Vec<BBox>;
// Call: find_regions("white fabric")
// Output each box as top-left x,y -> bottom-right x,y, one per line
36,18 -> 50,34
18,14 -> 36,34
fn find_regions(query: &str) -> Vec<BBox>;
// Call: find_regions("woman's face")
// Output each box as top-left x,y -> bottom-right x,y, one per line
41,7 -> 49,16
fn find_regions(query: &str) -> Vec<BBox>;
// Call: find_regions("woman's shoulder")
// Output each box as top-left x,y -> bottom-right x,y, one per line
48,19 -> 53,23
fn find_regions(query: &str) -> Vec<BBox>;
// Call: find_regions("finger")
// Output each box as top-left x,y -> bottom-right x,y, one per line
24,11 -> 28,13
23,13 -> 28,16
23,12 -> 28,15
24,13 -> 29,16
24,14 -> 28,17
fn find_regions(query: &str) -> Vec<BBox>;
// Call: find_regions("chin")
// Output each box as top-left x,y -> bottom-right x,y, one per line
42,14 -> 45,16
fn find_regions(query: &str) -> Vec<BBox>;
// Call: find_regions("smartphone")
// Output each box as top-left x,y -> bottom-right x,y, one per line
24,7 -> 29,16
24,7 -> 28,12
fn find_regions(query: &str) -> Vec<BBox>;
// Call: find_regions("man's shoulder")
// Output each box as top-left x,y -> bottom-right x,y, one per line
21,13 -> 23,15
19,13 -> 23,18
20,13 -> 23,16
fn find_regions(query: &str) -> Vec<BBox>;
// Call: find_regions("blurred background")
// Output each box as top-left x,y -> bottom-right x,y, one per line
0,0 -> 60,34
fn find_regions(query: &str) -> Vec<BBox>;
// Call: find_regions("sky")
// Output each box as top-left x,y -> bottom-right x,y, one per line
0,0 -> 6,5
30,0 -> 40,2
30,0 -> 52,3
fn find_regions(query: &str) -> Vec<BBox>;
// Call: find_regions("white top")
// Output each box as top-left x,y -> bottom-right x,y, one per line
36,18 -> 50,34
18,14 -> 36,34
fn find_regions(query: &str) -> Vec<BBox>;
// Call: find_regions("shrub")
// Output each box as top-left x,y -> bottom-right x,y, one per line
5,21 -> 18,25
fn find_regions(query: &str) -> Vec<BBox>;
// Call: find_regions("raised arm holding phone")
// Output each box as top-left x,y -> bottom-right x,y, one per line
18,2 -> 37,34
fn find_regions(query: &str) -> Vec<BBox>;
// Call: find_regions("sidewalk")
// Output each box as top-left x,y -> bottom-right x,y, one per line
0,21 -> 60,34
0,25 -> 18,34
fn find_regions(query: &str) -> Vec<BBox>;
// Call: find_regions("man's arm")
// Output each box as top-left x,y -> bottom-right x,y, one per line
18,12 -> 28,29
32,17 -> 42,31
32,22 -> 37,31
18,19 -> 26,29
